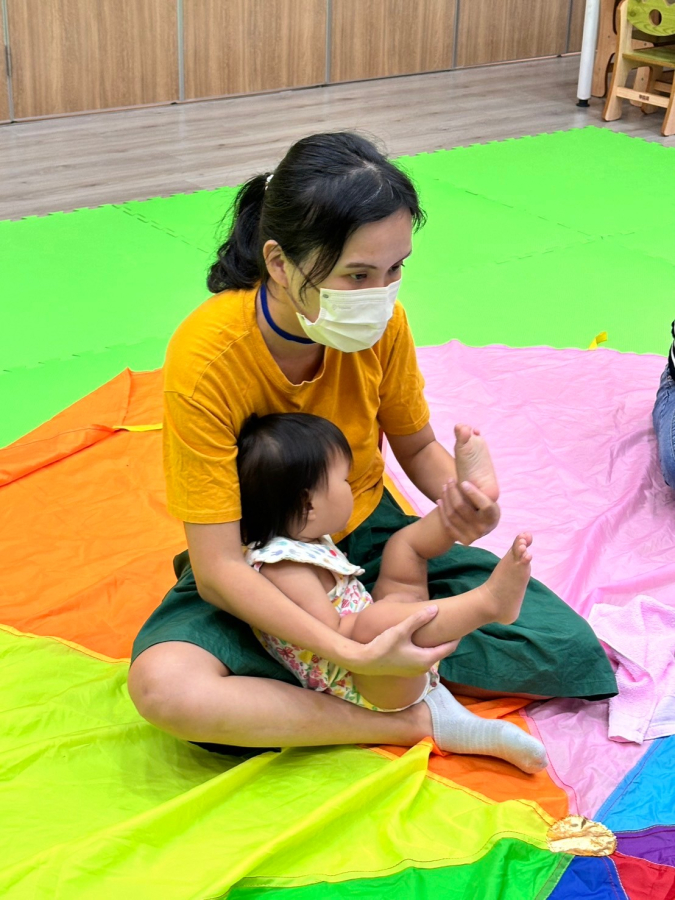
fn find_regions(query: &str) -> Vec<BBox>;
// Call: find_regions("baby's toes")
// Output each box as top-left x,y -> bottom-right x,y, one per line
454,423 -> 472,446
513,534 -> 533,561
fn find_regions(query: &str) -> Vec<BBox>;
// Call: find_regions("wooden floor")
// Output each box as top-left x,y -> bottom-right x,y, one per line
1,55 -> 673,220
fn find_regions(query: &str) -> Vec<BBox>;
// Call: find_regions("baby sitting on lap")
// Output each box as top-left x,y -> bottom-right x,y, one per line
236,412 -> 547,774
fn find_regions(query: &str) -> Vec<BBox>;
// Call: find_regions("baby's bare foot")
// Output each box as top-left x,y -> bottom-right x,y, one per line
454,424 -> 499,503
483,533 -> 533,625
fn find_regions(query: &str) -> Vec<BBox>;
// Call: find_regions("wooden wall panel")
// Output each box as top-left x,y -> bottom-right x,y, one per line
457,0 -> 570,67
568,0 -> 586,53
330,0 -> 455,83
0,12 -> 10,122
7,0 -> 178,119
184,0 -> 327,100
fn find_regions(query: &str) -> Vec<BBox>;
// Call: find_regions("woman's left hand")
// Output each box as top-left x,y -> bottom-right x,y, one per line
436,479 -> 500,545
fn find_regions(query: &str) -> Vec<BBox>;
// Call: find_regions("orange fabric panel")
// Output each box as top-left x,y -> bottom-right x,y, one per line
374,696 -> 569,820
0,369 -> 184,659
0,366 -> 417,660
0,369 -> 568,819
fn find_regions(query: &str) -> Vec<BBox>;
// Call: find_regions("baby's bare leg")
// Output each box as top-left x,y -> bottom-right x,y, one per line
346,594 -> 433,710
360,534 -> 533,646
372,506 -> 456,603
348,534 -> 533,708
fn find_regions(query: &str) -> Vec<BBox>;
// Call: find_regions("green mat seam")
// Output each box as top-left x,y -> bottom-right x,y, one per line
117,204 -> 214,255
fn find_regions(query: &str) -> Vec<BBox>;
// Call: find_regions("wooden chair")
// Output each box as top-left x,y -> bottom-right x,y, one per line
603,0 -> 675,135
592,0 -> 654,98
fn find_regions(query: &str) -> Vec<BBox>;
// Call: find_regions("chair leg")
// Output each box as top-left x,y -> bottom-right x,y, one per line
592,0 -> 621,98
604,57 -> 636,120
632,66 -> 651,102
640,65 -> 664,114
630,41 -> 654,107
661,85 -> 675,135
604,0 -> 636,121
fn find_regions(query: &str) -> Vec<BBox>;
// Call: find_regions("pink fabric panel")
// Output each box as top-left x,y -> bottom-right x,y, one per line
521,700 -> 646,817
384,342 -> 674,814
384,342 -> 674,617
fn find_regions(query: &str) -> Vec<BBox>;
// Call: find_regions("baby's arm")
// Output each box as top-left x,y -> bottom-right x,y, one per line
373,506 -> 452,603
259,562 -> 426,643
258,561 -> 341,630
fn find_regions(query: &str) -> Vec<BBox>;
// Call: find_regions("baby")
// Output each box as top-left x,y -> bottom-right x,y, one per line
237,412 -> 547,773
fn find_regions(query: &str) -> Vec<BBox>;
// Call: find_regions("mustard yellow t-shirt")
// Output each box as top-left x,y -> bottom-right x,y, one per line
163,287 -> 430,539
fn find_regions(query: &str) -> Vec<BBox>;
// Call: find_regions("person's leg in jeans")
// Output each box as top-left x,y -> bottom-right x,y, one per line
652,322 -> 675,489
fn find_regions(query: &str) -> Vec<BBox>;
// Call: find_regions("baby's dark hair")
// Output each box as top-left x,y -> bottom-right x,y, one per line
237,413 -> 353,548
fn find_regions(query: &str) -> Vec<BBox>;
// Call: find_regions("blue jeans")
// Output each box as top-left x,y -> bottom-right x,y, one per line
653,365 -> 675,488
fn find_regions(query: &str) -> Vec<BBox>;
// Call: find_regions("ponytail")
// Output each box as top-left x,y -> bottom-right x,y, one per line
207,132 -> 425,297
207,173 -> 270,294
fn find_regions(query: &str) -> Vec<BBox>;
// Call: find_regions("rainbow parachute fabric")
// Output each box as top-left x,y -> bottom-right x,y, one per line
2,128 -> 675,897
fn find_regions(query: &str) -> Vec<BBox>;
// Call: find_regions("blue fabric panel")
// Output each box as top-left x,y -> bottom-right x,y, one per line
547,856 -> 628,900
596,737 -> 675,833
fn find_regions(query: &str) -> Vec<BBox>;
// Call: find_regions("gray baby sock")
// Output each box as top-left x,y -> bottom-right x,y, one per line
424,684 -> 548,774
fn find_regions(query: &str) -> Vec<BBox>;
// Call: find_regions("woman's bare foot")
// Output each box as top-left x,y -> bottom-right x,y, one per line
454,424 -> 499,503
481,533 -> 533,625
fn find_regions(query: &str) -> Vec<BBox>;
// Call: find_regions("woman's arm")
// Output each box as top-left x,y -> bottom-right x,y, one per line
387,423 -> 457,501
386,423 -> 500,544
184,520 -> 458,676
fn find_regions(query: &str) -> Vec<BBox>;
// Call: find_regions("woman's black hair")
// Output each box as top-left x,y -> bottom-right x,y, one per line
237,412 -> 353,548
208,132 -> 425,299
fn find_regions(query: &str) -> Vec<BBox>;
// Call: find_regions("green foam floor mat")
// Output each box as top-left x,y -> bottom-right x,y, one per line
121,186 -> 239,253
398,127 -> 675,236
0,208 -> 210,371
401,237 -> 674,353
1,126 -> 672,447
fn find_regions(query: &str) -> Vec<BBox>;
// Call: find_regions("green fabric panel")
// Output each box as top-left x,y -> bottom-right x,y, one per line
230,748 -> 553,887
0,627 -> 240,896
227,839 -> 571,899
0,629 -> 556,899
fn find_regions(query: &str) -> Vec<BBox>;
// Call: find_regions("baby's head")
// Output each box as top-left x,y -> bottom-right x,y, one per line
237,413 -> 354,548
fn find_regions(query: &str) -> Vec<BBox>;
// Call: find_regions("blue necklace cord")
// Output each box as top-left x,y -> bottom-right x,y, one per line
259,283 -> 315,345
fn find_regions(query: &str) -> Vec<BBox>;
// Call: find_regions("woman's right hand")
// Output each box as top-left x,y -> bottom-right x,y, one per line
345,604 -> 459,677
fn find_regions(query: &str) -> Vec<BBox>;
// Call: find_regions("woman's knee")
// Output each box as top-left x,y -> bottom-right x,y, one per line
128,642 -> 230,739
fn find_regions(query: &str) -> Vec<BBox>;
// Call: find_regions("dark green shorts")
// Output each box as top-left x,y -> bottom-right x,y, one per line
132,490 -> 617,701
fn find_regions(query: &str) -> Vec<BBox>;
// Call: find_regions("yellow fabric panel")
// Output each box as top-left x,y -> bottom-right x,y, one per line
235,740 -> 554,891
1,628 -> 554,899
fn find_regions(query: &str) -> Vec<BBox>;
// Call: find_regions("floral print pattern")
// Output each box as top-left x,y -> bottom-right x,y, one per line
247,535 -> 439,711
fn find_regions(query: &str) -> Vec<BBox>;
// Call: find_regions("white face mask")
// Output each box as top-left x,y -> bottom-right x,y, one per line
296,280 -> 401,353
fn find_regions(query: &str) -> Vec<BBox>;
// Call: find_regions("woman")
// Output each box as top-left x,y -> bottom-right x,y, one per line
128,132 -> 616,752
